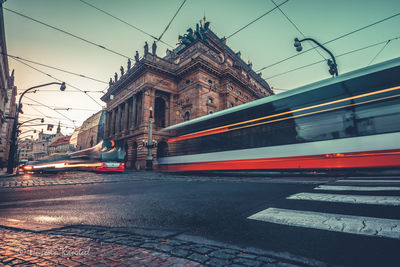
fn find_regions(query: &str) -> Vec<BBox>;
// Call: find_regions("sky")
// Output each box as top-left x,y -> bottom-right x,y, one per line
3,0 -> 400,139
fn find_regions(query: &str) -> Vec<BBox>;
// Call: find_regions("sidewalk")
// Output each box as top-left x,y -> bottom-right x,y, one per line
0,225 -> 319,266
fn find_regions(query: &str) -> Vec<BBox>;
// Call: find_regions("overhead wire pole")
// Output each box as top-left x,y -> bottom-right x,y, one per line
11,57 -> 104,108
157,0 -> 187,42
3,7 -> 132,60
265,36 -> 400,80
257,11 -> 400,72
270,0 -> 326,60
1,52 -> 108,84
226,0 -> 290,39
78,0 -> 174,48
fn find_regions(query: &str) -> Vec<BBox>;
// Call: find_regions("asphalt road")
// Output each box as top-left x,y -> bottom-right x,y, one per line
1,171 -> 399,266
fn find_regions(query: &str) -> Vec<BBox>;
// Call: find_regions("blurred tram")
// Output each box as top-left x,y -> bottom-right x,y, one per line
158,57 -> 400,172
23,139 -> 125,173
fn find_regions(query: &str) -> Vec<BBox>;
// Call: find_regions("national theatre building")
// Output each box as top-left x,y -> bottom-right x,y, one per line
101,21 -> 273,169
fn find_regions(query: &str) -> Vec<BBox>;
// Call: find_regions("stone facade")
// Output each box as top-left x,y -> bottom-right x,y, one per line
101,23 -> 273,169
76,110 -> 106,150
0,1 -> 17,168
48,136 -> 73,154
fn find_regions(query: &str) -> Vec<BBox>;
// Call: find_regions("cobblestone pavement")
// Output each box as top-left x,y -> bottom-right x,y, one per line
0,225 -> 313,266
0,171 -> 334,189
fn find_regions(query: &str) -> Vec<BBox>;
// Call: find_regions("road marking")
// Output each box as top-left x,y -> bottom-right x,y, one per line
287,193 -> 400,206
336,180 -> 400,183
314,185 -> 400,191
248,208 -> 400,239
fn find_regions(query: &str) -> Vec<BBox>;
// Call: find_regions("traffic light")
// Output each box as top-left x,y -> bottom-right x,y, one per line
47,124 -> 53,131
18,104 -> 23,114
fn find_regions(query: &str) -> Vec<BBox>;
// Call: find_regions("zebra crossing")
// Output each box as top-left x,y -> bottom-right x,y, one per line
248,176 -> 400,239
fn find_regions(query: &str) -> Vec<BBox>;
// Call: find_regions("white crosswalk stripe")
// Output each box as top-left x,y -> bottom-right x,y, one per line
248,208 -> 400,239
248,176 -> 400,239
287,192 -> 400,206
337,179 -> 400,183
314,185 -> 400,191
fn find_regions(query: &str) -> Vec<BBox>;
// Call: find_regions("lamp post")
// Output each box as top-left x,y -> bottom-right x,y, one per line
294,37 -> 338,77
18,118 -> 44,129
6,82 -> 66,173
141,107 -> 158,170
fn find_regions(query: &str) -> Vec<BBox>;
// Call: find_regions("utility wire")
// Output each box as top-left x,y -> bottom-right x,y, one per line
25,106 -> 77,128
226,0 -> 289,39
265,36 -> 400,80
368,40 -> 391,65
78,0 -> 174,48
257,11 -> 400,72
4,7 -> 132,59
1,52 -> 108,84
11,57 -> 104,107
158,0 -> 187,42
20,89 -> 104,94
25,103 -> 99,112
270,0 -> 326,60
24,96 -> 77,128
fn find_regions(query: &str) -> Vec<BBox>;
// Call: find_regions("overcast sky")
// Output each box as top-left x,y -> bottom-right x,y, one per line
3,0 -> 400,138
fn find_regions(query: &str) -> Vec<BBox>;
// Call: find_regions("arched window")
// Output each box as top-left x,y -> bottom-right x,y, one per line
154,97 -> 166,127
184,111 -> 190,121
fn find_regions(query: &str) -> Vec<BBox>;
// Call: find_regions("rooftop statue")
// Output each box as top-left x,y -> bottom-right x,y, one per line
178,19 -> 210,46
144,41 -> 149,56
120,66 -> 124,76
135,51 -> 139,63
114,72 -> 118,82
127,58 -> 131,70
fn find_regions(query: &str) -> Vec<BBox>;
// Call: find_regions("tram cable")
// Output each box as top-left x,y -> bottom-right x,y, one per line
78,0 -> 174,48
157,0 -> 187,42
1,52 -> 108,84
265,36 -> 400,80
226,0 -> 289,39
257,11 -> 400,72
3,7 -> 132,60
11,57 -> 104,108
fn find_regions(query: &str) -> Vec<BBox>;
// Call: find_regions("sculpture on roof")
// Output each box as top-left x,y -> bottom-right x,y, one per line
109,78 -> 113,86
178,19 -> 210,46
135,51 -> 139,63
152,41 -> 157,55
120,66 -> 124,76
144,41 -> 149,56
114,72 -> 118,82
127,58 -> 131,70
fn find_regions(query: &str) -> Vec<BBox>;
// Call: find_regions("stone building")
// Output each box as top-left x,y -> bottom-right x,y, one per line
101,21 -> 273,169
18,139 -> 34,161
32,124 -> 63,160
0,1 -> 17,168
76,110 -> 106,150
48,136 -> 72,155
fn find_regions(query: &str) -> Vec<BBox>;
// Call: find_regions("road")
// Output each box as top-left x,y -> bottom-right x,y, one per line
0,171 -> 399,266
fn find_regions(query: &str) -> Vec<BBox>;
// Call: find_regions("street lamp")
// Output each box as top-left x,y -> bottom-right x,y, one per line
142,107 -> 157,170
294,37 -> 338,77
7,82 -> 66,173
17,118 -> 44,128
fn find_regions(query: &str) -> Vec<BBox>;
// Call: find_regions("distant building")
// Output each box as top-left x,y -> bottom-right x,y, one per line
32,124 -> 64,160
101,20 -> 273,169
18,139 -> 34,161
76,110 -> 105,150
48,135 -> 73,154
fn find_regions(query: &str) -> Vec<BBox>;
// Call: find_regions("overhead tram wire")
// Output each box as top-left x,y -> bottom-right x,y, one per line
3,7 -> 132,60
24,96 -> 77,128
270,0 -> 326,61
157,0 -> 187,42
1,52 -> 108,84
24,103 -> 99,112
20,89 -> 104,94
78,0 -> 174,48
26,106 -> 77,128
368,40 -> 391,65
265,35 -> 400,80
11,57 -> 104,108
257,11 -> 400,72
226,0 -> 289,40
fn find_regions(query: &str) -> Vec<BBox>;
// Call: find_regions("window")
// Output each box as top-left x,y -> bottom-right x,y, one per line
208,97 -> 213,104
185,79 -> 190,84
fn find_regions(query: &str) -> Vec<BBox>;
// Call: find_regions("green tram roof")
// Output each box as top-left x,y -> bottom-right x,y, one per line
164,56 -> 400,131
